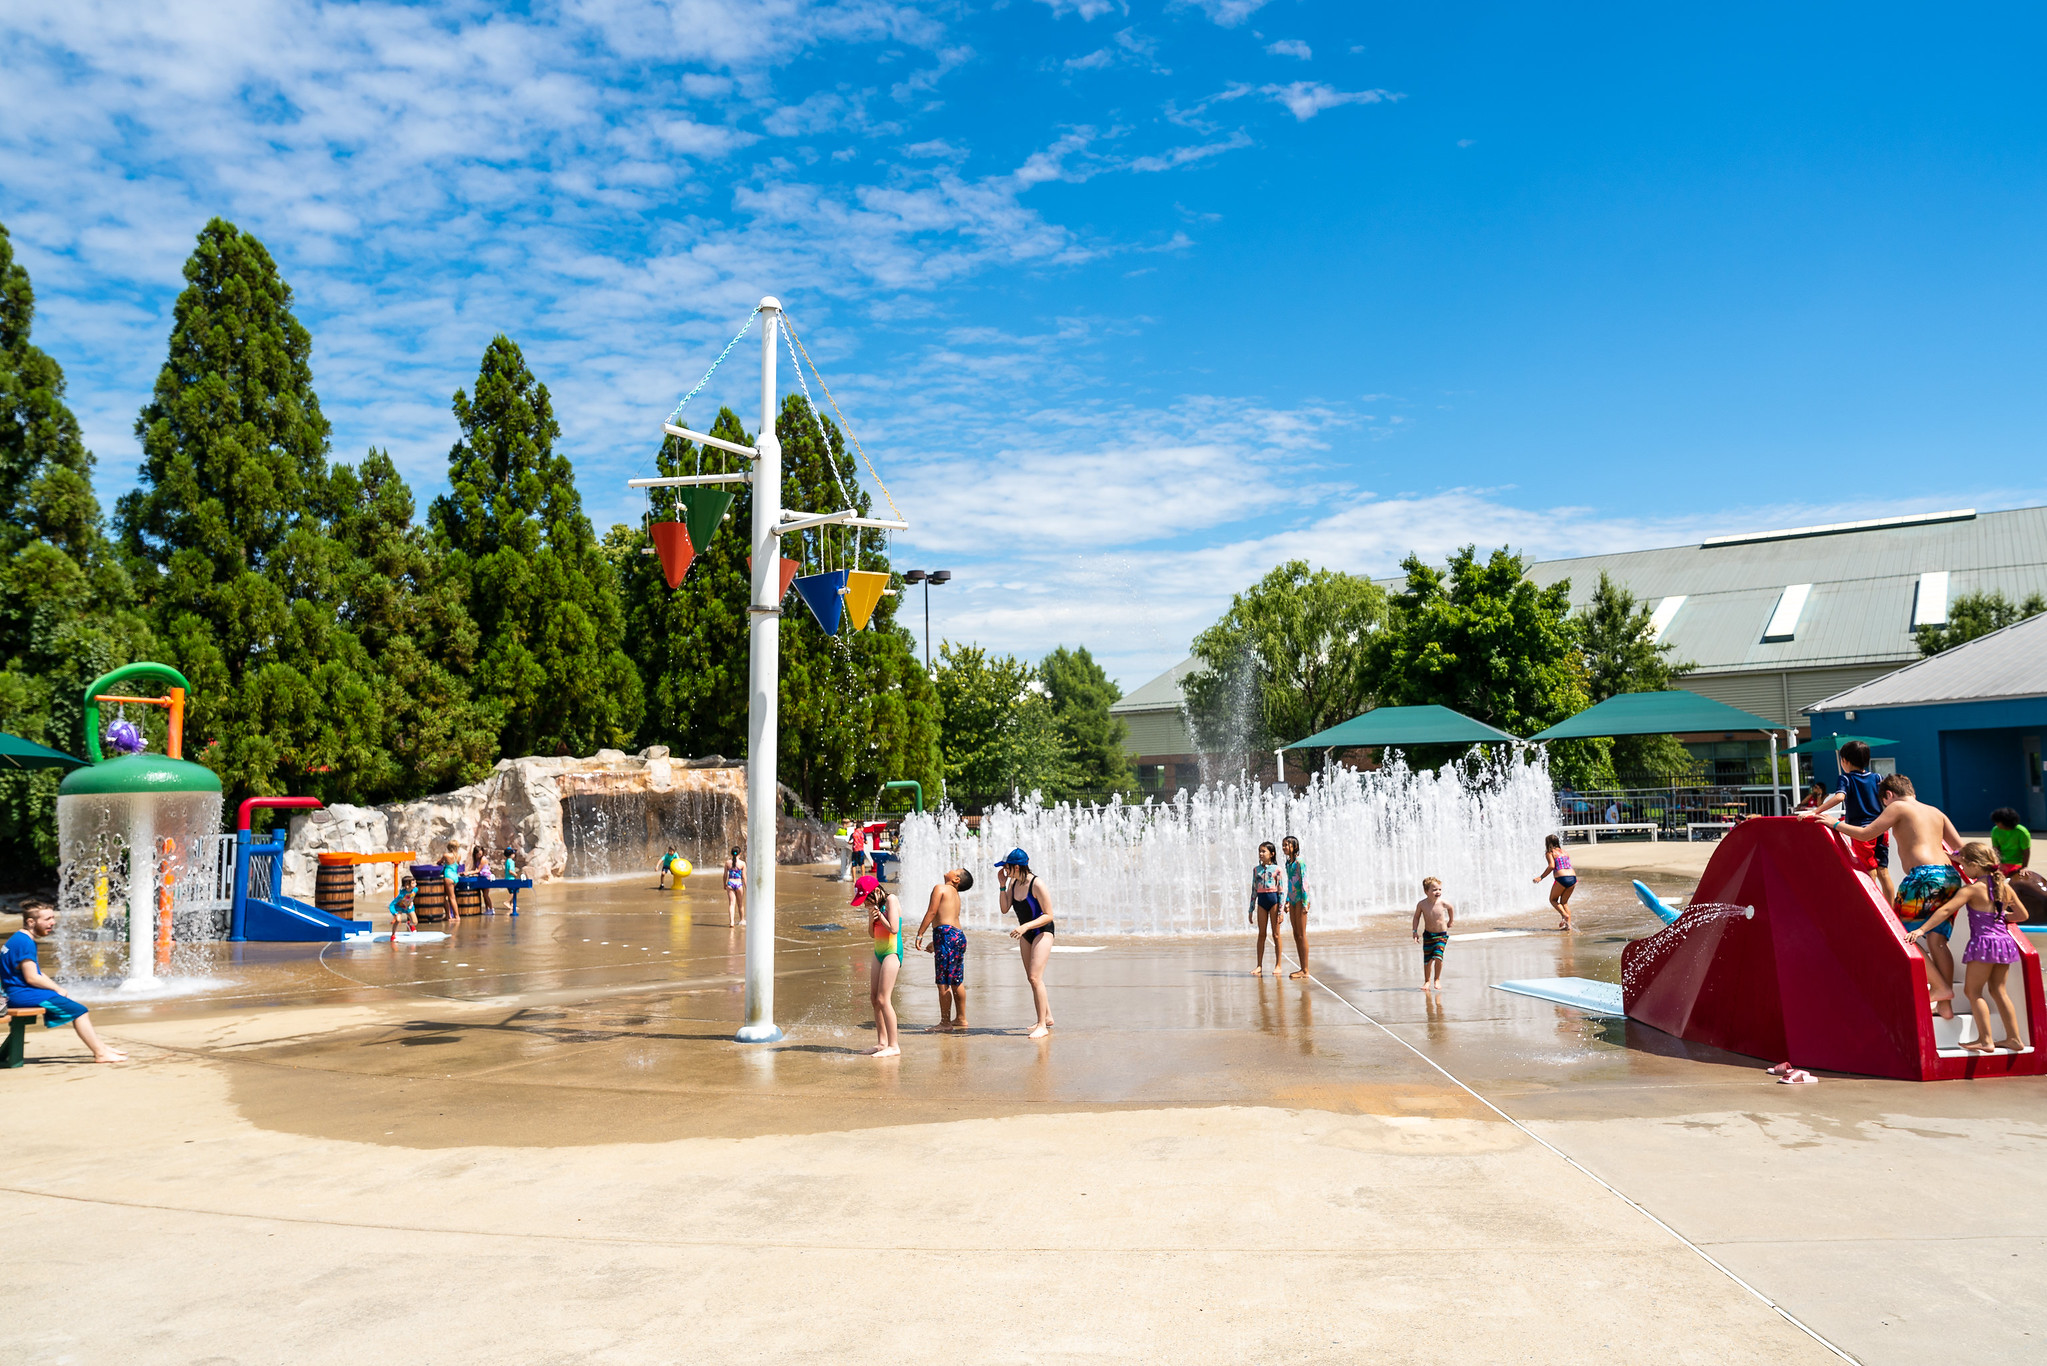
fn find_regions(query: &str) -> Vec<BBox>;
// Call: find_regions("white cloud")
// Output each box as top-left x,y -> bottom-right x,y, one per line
1265,39 -> 1311,60
1169,0 -> 1270,28
1035,0 -> 1126,19
1262,82 -> 1400,121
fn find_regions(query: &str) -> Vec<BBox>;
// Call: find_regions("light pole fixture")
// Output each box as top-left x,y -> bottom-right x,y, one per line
901,569 -> 952,673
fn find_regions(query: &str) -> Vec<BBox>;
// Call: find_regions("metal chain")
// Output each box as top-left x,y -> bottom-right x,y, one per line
781,318 -> 856,573
781,314 -> 904,525
666,307 -> 761,429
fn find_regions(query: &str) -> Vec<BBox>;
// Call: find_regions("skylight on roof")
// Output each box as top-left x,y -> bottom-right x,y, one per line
1763,584 -> 1812,642
1701,509 -> 1975,549
1912,571 -> 1950,628
1647,595 -> 1686,641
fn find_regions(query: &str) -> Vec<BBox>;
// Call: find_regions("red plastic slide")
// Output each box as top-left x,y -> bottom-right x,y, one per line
1621,817 -> 2043,1081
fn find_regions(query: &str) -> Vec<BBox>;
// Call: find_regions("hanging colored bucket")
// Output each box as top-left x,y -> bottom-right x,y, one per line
748,556 -> 802,602
843,570 -> 890,632
675,487 -> 736,553
793,570 -> 849,634
651,521 -> 695,588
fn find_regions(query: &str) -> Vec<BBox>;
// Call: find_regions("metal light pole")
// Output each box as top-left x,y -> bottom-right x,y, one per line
738,297 -> 785,1043
901,569 -> 951,673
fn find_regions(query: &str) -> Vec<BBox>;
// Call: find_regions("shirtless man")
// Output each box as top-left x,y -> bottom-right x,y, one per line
1807,773 -> 1965,1016
914,867 -> 976,1031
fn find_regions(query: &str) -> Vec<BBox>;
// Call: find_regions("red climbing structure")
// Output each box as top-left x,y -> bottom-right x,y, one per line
1621,817 -> 2043,1081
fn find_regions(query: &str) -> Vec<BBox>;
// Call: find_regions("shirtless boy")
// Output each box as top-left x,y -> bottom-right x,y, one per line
1411,876 -> 1455,990
914,867 -> 976,1030
1808,773 -> 1965,1016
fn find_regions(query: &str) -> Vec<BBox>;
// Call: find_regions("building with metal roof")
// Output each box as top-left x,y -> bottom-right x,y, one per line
1805,611 -> 2047,829
1113,505 -> 2047,789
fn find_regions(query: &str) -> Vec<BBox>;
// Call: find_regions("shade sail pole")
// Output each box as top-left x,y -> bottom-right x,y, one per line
738,298 -> 785,1045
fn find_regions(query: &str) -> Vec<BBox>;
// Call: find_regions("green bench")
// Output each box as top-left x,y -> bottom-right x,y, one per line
3,1006 -> 46,1068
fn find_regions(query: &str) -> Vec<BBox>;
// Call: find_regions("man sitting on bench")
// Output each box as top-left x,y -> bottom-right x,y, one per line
4,900 -> 126,1064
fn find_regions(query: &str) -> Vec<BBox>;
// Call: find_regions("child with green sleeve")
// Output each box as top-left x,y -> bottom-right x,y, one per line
1991,808 -> 2032,873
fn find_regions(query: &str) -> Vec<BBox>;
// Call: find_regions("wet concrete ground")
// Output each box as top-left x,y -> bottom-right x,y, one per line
7,863 -> 2044,1363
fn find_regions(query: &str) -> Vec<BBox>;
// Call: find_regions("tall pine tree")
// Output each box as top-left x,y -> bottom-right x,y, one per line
431,336 -> 642,757
117,218 -> 384,809
0,221 -> 152,880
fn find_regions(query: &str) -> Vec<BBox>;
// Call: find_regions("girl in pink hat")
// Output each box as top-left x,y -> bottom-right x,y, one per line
854,874 -> 902,1057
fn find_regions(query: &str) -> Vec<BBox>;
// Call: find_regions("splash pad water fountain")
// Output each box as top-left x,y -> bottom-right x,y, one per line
54,665 -> 225,990
897,751 -> 1556,934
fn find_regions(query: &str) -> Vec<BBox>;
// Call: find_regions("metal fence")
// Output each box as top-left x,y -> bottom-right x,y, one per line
1553,785 -> 1786,840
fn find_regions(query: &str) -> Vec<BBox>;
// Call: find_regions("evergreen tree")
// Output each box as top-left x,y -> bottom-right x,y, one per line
1368,546 -> 1610,786
328,449 -> 500,799
431,336 -> 643,757
116,218 -> 384,811
0,221 -> 151,880
1041,645 -> 1133,796
1575,571 -> 1696,782
612,395 -> 941,817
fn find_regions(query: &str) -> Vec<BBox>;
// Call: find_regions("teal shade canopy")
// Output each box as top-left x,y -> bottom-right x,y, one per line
1285,704 -> 1520,749
1528,690 -> 1783,741
1789,733 -> 1897,756
0,732 -> 88,771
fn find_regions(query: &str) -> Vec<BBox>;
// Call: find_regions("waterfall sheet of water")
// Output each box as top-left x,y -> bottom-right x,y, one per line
561,789 -> 745,879
1620,902 -> 1755,998
897,751 -> 1557,936
54,790 -> 226,983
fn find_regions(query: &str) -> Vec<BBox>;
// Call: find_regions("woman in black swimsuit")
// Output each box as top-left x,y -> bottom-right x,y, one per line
997,847 -> 1056,1038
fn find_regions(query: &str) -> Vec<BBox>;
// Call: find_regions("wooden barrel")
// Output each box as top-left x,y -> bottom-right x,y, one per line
454,880 -> 483,917
315,855 -> 357,918
411,863 -> 451,923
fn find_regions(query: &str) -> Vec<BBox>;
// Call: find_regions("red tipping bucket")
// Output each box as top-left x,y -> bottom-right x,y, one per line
652,521 -> 695,588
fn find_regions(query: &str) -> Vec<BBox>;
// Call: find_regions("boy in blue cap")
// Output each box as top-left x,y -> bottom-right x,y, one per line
3,901 -> 126,1063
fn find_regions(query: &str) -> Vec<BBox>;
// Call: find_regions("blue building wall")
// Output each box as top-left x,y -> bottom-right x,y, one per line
1805,697 -> 2047,832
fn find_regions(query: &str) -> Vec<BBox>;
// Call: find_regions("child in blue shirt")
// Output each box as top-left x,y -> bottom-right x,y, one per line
1817,740 -> 1895,902
3,901 -> 126,1063
388,878 -> 418,937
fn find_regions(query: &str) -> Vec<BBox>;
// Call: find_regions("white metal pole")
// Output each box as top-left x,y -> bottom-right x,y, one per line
1768,731 -> 1781,816
738,296 -> 785,1044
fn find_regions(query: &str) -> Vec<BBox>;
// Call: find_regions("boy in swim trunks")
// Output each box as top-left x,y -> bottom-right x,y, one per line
1808,773 -> 1965,1016
2,901 -> 126,1063
1812,740 -> 1894,902
1411,877 -> 1455,990
914,867 -> 975,1030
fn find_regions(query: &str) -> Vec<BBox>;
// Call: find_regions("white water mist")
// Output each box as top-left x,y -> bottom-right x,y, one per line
898,750 -> 1556,935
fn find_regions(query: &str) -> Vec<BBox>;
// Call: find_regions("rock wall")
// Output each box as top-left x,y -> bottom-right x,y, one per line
282,748 -> 786,899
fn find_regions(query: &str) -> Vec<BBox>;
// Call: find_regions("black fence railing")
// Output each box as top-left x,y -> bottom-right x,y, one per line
1553,785 -> 1788,839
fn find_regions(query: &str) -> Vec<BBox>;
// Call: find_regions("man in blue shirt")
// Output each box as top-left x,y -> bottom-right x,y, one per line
1815,740 -> 1895,902
3,901 -> 126,1063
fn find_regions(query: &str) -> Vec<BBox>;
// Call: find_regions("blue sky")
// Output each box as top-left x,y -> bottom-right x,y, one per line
7,2 -> 2047,688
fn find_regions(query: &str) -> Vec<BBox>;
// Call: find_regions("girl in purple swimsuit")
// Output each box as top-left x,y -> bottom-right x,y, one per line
1910,842 -> 2029,1052
1535,834 -> 1577,931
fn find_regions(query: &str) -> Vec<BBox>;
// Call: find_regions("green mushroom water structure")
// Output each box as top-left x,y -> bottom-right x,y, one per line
55,664 -> 223,990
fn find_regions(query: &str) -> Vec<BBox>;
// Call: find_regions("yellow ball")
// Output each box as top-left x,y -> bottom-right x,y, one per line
675,858 -> 693,880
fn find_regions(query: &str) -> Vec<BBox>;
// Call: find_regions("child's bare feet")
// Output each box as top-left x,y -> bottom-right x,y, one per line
1027,1023 -> 1049,1039
1932,998 -> 1955,1019
869,1045 -> 899,1058
93,1050 -> 128,1063
1289,969 -> 1308,979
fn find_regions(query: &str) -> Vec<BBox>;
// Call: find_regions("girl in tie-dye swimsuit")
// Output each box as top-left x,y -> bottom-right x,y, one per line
855,874 -> 902,1057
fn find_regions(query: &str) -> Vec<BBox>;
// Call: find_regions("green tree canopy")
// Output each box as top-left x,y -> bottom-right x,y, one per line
0,221 -> 152,879
1041,645 -> 1133,796
1575,570 -> 1696,782
116,218 -> 387,809
1369,546 -> 1609,786
936,642 -> 1070,808
1916,590 -> 2047,656
327,448 -> 500,800
1183,560 -> 1385,757
431,335 -> 643,757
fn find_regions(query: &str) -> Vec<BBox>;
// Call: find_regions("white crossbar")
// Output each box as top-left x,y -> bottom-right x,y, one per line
662,423 -> 760,459
628,472 -> 753,488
